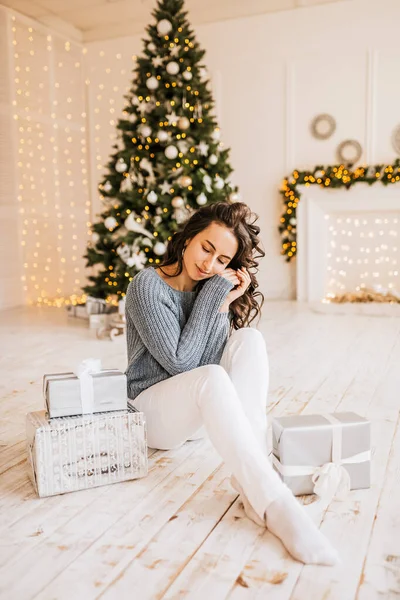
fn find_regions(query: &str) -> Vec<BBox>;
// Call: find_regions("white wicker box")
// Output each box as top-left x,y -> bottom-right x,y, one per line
26,406 -> 148,497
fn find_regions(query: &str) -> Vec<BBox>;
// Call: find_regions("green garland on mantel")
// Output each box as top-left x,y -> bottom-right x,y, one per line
279,158 -> 400,261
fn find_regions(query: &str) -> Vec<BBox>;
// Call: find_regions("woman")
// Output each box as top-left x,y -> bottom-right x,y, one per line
125,201 -> 338,565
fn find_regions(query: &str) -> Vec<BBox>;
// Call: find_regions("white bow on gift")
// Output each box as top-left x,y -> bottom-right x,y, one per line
272,414 -> 370,502
311,462 -> 351,501
73,358 -> 102,414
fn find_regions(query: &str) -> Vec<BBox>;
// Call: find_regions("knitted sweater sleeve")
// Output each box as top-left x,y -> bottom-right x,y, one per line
199,312 -> 231,366
126,270 -> 234,376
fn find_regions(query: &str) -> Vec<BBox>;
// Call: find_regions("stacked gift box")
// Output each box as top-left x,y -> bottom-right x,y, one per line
26,359 -> 148,497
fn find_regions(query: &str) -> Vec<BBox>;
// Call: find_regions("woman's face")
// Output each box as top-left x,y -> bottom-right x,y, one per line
183,222 -> 239,280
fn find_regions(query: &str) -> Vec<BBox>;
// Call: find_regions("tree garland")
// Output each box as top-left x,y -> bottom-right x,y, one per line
279,158 -> 400,261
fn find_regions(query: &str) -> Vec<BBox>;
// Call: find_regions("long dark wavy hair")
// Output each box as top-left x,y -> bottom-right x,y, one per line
156,201 -> 265,330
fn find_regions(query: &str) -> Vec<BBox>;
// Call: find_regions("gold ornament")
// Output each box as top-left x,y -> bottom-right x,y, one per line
177,116 -> 190,130
178,175 -> 192,187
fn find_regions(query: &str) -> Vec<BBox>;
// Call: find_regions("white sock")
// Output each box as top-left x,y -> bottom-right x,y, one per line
264,490 -> 340,566
230,474 -> 265,527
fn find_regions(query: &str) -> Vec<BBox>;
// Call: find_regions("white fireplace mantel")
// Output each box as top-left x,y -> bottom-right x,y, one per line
296,184 -> 400,302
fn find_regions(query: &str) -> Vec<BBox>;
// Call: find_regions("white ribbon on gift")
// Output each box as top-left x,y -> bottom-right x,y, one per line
72,358 -> 102,414
272,413 -> 371,501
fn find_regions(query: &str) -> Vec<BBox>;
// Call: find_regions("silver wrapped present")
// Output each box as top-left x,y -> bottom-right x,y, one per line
67,304 -> 89,320
272,412 -> 371,498
26,406 -> 148,498
43,359 -> 127,418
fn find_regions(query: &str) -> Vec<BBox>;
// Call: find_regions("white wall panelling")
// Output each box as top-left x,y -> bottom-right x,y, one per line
1,0 -> 400,307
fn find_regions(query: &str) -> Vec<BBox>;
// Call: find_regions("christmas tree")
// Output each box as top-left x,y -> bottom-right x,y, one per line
83,0 -> 239,301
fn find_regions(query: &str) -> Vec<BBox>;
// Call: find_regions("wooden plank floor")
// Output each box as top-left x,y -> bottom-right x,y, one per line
0,303 -> 399,600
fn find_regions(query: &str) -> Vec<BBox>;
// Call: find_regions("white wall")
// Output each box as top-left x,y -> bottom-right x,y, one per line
2,0 -> 400,308
85,0 -> 400,300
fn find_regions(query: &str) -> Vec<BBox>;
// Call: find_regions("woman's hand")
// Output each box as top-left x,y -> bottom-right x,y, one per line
219,267 -> 252,312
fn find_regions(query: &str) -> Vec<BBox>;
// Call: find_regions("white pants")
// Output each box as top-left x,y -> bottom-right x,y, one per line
132,327 -> 286,521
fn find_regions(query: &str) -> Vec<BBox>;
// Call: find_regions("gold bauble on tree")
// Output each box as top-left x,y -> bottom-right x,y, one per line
178,175 -> 192,188
177,116 -> 190,130
171,196 -> 184,208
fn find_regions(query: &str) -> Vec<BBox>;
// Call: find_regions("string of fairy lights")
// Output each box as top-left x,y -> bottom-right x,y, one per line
279,160 -> 400,260
10,13 -> 90,307
279,160 -> 400,299
325,213 -> 399,296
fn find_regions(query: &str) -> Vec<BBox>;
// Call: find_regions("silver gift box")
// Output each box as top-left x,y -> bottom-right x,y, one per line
271,412 -> 371,496
26,406 -> 148,498
43,369 -> 127,418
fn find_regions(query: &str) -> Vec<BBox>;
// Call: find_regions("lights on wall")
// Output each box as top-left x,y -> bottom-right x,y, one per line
11,16 -> 90,307
325,213 -> 399,296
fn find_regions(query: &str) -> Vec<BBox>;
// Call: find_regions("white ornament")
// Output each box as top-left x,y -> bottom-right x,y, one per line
203,174 -> 213,193
183,70 -> 192,81
196,193 -> 207,206
120,177 -> 133,193
147,190 -> 158,204
177,116 -> 190,130
157,19 -> 172,36
146,76 -> 159,90
128,113 -> 137,124
229,192 -> 240,202
197,141 -> 209,156
209,154 -> 218,165
165,145 -> 178,159
105,216 -> 117,230
215,176 -> 225,190
153,215 -> 162,227
152,56 -> 163,68
166,61 -> 179,75
139,124 -> 152,138
126,251 -> 147,269
160,180 -> 171,195
91,232 -> 100,243
153,241 -> 167,256
174,207 -> 189,224
147,42 -> 156,53
211,128 -> 221,141
157,130 -> 169,142
166,111 -> 178,125
131,96 -> 140,106
103,181 -> 112,193
124,213 -> 151,237
115,159 -> 128,173
116,243 -> 131,261
289,218 -> 297,225
171,196 -> 184,208
139,158 -> 155,180
170,44 -> 181,57
177,140 -> 189,153
199,67 -> 207,80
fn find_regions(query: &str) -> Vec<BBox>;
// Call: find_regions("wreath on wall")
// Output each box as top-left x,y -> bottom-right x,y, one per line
279,158 -> 400,261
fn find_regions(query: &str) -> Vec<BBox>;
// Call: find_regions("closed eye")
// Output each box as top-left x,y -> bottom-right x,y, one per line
202,246 -> 227,265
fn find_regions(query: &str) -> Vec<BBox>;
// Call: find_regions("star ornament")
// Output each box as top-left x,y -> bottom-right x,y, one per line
166,112 -> 178,126
137,101 -> 148,115
170,45 -> 181,57
160,180 -> 172,195
197,141 -> 209,156
152,56 -> 163,68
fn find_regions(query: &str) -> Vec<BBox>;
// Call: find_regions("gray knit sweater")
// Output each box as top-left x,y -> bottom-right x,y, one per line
125,266 -> 235,400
